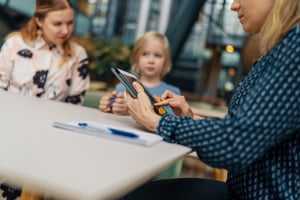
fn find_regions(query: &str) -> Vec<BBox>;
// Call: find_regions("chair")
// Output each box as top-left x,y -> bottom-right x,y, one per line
20,188 -> 42,200
83,90 -> 103,109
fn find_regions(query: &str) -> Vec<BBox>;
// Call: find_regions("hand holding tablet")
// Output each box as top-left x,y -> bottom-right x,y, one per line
111,67 -> 168,115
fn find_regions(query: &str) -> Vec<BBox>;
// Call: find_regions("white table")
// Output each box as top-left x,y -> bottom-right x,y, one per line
0,91 -> 191,200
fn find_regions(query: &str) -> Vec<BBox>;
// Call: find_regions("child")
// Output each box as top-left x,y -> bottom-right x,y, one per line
99,31 -> 180,115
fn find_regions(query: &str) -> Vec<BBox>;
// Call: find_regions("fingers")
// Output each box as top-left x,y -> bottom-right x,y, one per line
160,90 -> 174,100
99,92 -> 129,115
126,92 -> 160,132
132,81 -> 145,93
99,94 -> 112,112
154,90 -> 179,107
110,93 -> 129,115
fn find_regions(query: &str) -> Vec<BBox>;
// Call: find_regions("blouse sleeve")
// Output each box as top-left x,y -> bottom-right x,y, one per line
64,44 -> 90,105
0,40 -> 13,90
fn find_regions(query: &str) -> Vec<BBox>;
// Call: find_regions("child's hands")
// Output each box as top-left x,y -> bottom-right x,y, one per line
99,92 -> 115,112
110,92 -> 129,115
99,91 -> 129,115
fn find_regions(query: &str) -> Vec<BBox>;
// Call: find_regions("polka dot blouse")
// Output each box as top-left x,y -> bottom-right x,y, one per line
157,25 -> 300,199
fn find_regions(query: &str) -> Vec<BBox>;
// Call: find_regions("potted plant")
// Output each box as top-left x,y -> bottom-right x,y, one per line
74,35 -> 132,88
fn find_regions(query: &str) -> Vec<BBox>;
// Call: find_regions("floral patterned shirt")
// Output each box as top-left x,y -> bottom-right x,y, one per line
158,25 -> 300,199
0,35 -> 90,104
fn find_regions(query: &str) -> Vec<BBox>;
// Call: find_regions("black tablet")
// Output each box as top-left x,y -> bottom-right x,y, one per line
111,67 -> 168,115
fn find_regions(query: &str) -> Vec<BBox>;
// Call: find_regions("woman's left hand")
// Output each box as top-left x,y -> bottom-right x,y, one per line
126,82 -> 161,132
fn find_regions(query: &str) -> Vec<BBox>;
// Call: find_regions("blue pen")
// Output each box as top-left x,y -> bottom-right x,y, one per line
78,122 -> 138,138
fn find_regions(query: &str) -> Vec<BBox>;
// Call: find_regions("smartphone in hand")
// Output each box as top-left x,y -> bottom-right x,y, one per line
111,67 -> 168,115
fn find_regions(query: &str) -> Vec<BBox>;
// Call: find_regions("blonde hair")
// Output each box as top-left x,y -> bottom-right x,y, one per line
260,0 -> 300,53
131,31 -> 172,78
6,0 -> 74,64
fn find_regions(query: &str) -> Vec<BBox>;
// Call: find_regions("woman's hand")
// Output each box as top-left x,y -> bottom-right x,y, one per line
155,91 -> 194,117
99,91 -> 129,115
126,82 -> 161,132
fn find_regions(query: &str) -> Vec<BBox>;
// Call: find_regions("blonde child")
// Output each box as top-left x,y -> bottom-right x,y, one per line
99,31 -> 180,115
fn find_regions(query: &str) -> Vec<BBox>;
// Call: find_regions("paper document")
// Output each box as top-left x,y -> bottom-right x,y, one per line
52,121 -> 162,147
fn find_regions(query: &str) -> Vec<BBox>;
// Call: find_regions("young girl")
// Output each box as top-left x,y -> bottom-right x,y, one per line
99,31 -> 180,115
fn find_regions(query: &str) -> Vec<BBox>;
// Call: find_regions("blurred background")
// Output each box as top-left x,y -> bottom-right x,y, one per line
0,0 -> 264,181
0,0 -> 261,108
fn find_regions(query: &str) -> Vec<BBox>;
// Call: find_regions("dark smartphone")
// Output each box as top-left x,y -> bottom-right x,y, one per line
111,67 -> 168,115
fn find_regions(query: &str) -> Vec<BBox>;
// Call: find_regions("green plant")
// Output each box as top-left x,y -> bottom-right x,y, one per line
75,35 -> 132,84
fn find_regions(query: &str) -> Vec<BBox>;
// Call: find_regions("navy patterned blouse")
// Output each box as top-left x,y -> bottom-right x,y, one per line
157,25 -> 300,199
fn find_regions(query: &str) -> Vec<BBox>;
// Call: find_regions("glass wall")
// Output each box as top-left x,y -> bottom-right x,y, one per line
166,0 -> 247,103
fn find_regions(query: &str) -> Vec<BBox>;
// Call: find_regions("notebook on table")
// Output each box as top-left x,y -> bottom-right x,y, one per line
52,121 -> 162,147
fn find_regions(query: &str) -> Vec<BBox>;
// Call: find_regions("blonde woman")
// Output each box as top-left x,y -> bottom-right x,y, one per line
124,0 -> 300,199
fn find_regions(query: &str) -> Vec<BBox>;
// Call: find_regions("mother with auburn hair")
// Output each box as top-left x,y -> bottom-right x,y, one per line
0,0 -> 89,104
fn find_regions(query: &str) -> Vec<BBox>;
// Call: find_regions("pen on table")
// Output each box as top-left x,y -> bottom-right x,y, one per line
78,122 -> 139,138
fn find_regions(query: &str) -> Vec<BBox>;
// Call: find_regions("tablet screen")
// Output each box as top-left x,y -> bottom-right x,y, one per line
111,67 -> 140,98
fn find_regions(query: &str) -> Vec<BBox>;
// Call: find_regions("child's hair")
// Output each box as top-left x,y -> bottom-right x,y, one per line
131,31 -> 172,78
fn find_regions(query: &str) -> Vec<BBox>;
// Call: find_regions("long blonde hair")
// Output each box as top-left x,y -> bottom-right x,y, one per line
260,0 -> 300,53
6,0 -> 74,64
131,31 -> 172,78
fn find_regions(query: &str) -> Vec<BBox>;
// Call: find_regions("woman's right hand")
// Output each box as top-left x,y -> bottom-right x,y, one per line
126,82 -> 161,132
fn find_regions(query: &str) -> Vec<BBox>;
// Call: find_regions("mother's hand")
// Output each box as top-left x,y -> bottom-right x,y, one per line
126,82 -> 161,132
156,91 -> 194,117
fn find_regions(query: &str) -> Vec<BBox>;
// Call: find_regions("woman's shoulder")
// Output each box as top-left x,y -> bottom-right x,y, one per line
70,40 -> 86,52
2,32 -> 32,52
69,40 -> 88,58
291,24 -> 300,34
283,24 -> 300,44
274,24 -> 300,55
4,32 -> 24,44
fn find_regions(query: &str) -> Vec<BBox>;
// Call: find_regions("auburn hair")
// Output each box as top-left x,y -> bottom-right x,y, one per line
7,0 -> 74,65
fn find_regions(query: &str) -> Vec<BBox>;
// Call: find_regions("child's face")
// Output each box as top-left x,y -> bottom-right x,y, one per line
138,40 -> 165,79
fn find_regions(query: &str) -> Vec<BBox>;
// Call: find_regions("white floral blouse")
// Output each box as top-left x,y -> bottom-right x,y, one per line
0,35 -> 90,105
